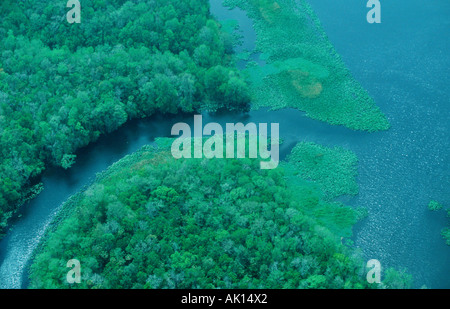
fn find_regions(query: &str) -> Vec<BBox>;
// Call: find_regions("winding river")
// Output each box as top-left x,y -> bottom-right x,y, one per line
0,0 -> 448,289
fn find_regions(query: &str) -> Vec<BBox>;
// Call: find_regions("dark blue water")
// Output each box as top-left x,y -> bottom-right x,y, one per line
0,0 -> 448,288
306,0 -> 450,288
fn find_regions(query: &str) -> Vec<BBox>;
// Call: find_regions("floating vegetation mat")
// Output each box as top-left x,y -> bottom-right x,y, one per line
283,142 -> 359,200
224,0 -> 390,132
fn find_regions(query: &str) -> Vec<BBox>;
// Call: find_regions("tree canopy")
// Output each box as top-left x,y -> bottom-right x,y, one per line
29,140 -> 411,289
0,0 -> 250,235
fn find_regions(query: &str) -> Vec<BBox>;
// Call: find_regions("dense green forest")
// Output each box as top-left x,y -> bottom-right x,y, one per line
29,140 -> 412,288
0,0 -> 251,235
225,0 -> 390,131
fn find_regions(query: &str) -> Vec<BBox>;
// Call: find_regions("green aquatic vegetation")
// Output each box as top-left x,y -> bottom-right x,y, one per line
224,0 -> 390,132
427,200 -> 449,245
381,268 -> 414,289
442,228 -> 450,246
0,0 -> 250,237
442,208 -> 450,246
427,200 -> 443,211
284,142 -> 359,200
29,141 -> 376,289
281,142 -> 361,238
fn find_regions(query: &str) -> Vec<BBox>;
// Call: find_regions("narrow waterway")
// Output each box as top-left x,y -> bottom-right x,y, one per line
0,0 -> 448,289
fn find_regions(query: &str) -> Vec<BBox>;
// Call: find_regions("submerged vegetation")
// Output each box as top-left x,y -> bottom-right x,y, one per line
443,225 -> 450,246
0,0 -> 250,236
224,0 -> 390,132
427,200 -> 449,245
284,142 -> 359,200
